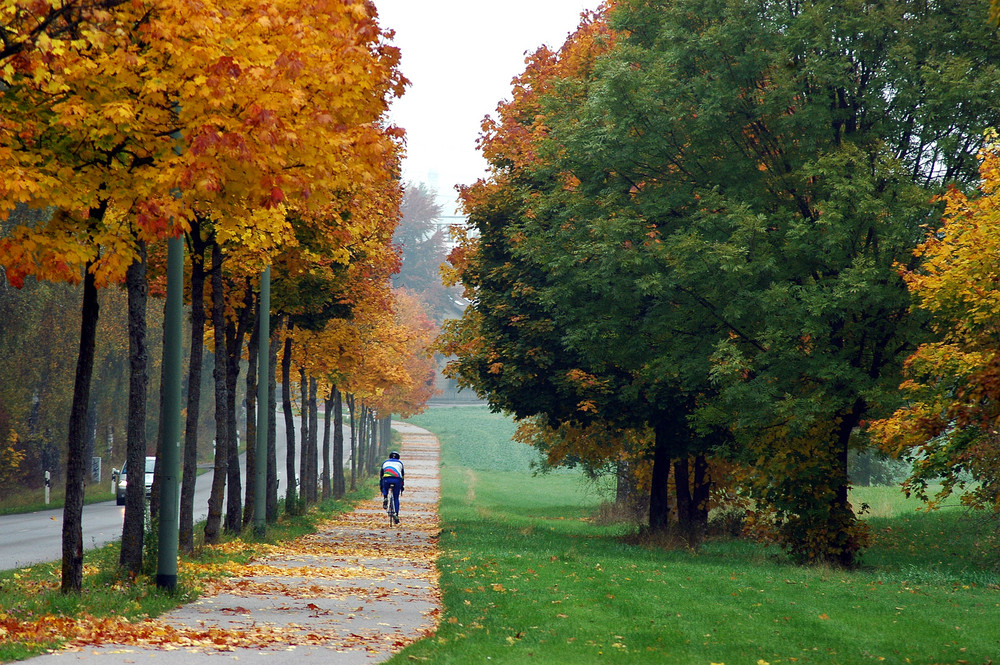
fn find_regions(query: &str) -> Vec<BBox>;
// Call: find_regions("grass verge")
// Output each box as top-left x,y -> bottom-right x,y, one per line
0,480 -> 376,662
0,486 -> 116,516
393,406 -> 1000,665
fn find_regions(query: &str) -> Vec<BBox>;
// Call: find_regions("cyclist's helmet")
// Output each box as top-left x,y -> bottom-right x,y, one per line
389,451 -> 400,459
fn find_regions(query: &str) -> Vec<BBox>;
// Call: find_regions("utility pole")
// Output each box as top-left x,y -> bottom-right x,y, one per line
156,235 -> 183,590
254,266 -> 270,537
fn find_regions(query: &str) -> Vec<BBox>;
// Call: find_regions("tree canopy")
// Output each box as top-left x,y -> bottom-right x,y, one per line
443,0 -> 1000,564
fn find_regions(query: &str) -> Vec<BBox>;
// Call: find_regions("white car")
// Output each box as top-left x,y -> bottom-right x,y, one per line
114,456 -> 156,505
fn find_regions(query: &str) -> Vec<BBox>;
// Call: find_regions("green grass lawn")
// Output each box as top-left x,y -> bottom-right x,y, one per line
394,406 -> 1000,665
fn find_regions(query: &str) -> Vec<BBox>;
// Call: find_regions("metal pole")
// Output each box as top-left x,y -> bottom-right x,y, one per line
254,266 -> 270,537
156,235 -> 183,590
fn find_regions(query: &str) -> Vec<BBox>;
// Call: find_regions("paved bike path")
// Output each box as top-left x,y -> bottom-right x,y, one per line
30,422 -> 441,664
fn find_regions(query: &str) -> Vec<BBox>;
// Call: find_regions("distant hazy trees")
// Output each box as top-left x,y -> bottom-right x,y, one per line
392,182 -> 464,323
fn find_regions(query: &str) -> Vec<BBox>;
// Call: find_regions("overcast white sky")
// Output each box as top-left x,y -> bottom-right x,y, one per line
376,1 -> 601,214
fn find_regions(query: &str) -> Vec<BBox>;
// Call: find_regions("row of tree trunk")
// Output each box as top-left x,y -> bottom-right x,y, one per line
615,451 -> 711,548
60,224 -> 393,592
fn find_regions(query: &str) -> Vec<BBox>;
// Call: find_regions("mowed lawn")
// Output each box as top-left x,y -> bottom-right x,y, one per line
393,406 -> 1000,665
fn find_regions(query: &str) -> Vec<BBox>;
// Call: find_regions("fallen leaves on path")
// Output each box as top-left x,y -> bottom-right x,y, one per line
3,612 -> 435,652
3,461 -> 442,657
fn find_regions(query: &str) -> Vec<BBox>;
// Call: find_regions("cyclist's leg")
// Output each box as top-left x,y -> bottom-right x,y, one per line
391,481 -> 401,515
381,478 -> 388,508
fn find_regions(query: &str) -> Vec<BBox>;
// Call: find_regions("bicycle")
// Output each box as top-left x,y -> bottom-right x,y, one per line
383,483 -> 400,526
386,494 -> 398,527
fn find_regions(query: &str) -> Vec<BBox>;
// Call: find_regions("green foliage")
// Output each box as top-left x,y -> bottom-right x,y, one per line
448,0 -> 1000,564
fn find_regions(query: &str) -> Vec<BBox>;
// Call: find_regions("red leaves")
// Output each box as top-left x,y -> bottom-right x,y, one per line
207,55 -> 242,80
269,186 -> 284,206
274,51 -> 305,78
136,200 -> 170,237
3,265 -> 27,289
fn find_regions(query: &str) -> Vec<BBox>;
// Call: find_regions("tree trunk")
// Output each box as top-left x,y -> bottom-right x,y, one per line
322,386 -> 332,500
692,452 -> 710,537
266,324 -> 279,522
347,393 -> 356,490
120,243 -> 148,574
61,262 -> 100,593
333,387 -> 344,498
830,403 -> 864,567
367,407 -> 376,474
367,409 -> 375,474
179,225 -> 208,555
281,330 -> 297,513
307,376 -> 318,503
243,301 -> 259,528
298,366 -> 309,505
379,417 -> 388,460
203,242 -> 229,545
648,419 -> 672,533
357,404 -> 367,478
223,284 -> 252,534
616,459 -> 635,507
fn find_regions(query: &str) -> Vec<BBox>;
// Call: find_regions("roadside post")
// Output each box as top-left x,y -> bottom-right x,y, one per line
254,266 -> 270,538
44,470 -> 50,505
156,235 -> 183,590
156,116 -> 185,591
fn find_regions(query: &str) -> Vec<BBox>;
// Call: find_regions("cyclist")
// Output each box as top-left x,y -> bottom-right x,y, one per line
380,451 -> 404,524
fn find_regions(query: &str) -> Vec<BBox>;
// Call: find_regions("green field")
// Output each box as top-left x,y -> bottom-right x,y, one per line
394,406 -> 1000,665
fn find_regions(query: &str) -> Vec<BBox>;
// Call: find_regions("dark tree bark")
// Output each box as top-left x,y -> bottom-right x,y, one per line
346,392 -> 356,490
364,407 -> 378,475
307,376 -> 318,503
179,223 -> 208,554
322,385 -> 333,500
298,366 -> 309,504
223,284 -> 252,534
243,299 -> 259,528
61,261 -> 100,593
357,404 -> 367,479
648,419 -> 673,533
203,242 -> 229,545
692,452 -> 710,537
616,459 -> 634,506
281,330 -> 297,514
365,408 -> 376,474
831,402 -> 865,567
332,387 -> 344,498
120,242 -> 148,574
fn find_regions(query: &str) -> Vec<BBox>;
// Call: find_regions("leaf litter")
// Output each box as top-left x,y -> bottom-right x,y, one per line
5,439 -> 443,657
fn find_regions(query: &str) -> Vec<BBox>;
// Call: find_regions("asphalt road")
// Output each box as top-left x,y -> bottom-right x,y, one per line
0,464 -> 219,571
0,412 -> 346,572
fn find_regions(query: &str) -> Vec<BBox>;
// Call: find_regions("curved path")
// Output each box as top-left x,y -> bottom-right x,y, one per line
29,422 -> 441,665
